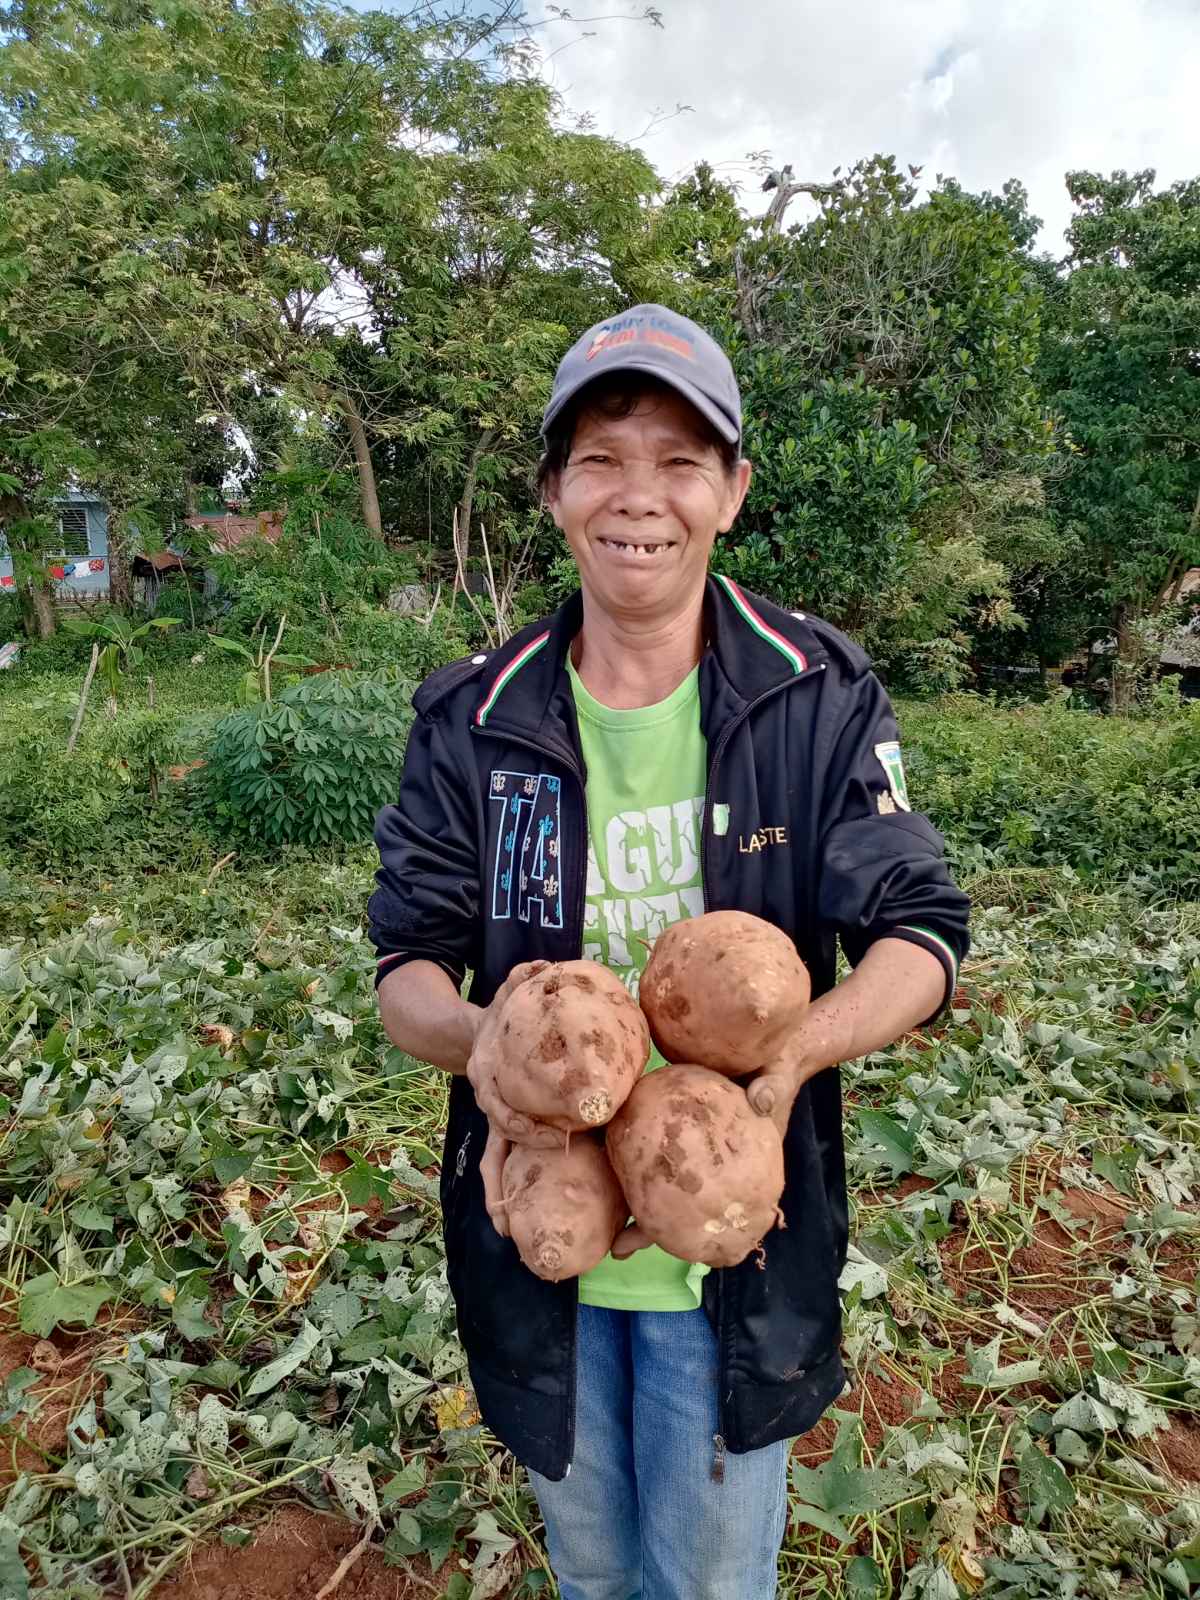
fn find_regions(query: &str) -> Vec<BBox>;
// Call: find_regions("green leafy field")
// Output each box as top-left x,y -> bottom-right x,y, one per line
1,681 -> 1198,1598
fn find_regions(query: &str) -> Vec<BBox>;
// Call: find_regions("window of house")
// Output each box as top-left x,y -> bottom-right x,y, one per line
56,507 -> 90,556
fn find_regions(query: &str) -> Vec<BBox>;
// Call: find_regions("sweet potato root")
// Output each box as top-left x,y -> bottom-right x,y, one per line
502,1135 -> 629,1281
606,1064 -> 785,1268
639,910 -> 809,1075
495,960 -> 650,1133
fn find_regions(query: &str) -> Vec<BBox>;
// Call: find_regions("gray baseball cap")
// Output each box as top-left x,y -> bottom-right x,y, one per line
541,303 -> 743,449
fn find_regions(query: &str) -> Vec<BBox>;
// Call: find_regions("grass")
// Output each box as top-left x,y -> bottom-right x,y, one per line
0,636 -> 1197,1597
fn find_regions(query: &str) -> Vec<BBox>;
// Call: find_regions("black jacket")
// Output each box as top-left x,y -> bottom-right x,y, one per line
368,575 -> 969,1480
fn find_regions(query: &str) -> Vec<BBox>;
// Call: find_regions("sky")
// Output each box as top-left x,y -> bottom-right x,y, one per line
527,0 -> 1200,254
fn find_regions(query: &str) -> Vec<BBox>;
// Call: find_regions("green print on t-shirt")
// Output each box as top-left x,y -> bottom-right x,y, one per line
582,799 -> 706,983
567,655 -> 711,1312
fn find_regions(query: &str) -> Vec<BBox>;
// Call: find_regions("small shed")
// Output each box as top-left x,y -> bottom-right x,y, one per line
0,491 -> 110,599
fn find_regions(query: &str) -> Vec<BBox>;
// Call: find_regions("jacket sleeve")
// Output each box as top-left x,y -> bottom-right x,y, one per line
367,709 -> 482,992
816,668 -> 969,1022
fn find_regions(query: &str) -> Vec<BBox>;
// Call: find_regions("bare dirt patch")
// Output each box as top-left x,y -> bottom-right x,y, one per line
0,1316 -> 125,1487
136,1506 -> 454,1600
862,1173 -> 937,1204
1147,1416 -> 1200,1487
794,1362 -> 926,1463
938,1185 -> 1135,1353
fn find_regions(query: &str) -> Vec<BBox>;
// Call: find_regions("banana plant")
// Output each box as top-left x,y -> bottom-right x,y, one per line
62,613 -> 180,713
206,614 -> 312,704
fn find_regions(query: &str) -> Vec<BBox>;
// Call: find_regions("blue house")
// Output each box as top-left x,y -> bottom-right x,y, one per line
0,490 -> 111,600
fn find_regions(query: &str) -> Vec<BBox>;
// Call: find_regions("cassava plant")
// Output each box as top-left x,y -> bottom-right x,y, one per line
203,669 -> 413,847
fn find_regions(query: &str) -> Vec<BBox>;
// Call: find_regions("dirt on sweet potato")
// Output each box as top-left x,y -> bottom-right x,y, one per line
607,1064 -> 784,1268
495,961 -> 649,1133
501,1134 -> 628,1281
639,911 -> 809,1076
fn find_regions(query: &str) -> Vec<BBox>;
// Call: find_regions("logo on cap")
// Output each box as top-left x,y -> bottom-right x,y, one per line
584,313 -> 697,364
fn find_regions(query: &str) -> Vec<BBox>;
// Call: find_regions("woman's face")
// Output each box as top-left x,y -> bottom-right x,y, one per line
545,387 -> 751,623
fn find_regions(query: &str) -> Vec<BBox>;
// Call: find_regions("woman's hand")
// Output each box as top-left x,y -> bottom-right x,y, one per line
745,936 -> 948,1131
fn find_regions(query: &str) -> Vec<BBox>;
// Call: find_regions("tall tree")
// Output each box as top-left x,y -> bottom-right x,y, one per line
1,0 -> 675,577
0,0 -> 530,552
1040,169 -> 1200,700
717,156 -> 1055,685
361,73 -> 709,563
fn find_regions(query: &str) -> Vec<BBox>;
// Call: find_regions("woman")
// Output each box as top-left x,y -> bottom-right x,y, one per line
370,304 -> 969,1599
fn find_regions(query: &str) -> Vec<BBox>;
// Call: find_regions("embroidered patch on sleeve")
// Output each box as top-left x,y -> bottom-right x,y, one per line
873,741 -> 911,812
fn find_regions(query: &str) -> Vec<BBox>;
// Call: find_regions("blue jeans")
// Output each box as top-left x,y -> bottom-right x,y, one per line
529,1304 -> 789,1600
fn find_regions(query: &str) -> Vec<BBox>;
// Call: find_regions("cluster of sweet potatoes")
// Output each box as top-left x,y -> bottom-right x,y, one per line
488,913 -> 809,1280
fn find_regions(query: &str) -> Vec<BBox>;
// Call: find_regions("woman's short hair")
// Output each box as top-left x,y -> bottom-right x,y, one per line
536,372 -> 740,495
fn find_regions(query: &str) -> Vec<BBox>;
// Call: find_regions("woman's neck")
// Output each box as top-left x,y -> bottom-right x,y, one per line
572,589 -> 705,709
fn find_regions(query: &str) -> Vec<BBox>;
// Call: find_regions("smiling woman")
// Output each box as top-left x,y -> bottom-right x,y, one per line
370,300 -> 969,1600
538,378 -> 752,702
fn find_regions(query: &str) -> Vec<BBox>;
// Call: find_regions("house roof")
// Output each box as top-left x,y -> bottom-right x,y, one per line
184,510 -> 284,552
133,551 -> 190,575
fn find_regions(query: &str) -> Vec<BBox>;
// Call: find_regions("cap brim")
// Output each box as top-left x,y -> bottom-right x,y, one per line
541,360 -> 741,447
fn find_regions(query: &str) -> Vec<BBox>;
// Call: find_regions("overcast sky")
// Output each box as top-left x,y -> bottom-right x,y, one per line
529,0 -> 1200,254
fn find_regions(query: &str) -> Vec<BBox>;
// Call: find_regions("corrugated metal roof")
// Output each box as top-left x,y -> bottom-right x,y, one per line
184,510 -> 284,552
134,550 -> 190,574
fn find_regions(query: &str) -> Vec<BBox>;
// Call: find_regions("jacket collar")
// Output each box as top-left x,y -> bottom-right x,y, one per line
470,575 -> 828,753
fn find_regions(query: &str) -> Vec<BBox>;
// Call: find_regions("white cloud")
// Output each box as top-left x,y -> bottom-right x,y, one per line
532,0 -> 1200,252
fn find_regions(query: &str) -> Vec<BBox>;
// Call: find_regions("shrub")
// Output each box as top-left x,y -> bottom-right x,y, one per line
203,670 -> 415,848
0,698 -> 196,869
901,695 -> 1200,893
336,605 -> 477,679
202,494 -> 420,642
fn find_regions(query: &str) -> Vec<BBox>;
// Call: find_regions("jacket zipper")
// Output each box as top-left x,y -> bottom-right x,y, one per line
700,661 -> 825,1452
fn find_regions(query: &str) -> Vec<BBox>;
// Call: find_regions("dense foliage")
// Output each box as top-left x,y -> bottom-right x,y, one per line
906,696 -> 1200,894
1035,170 -> 1200,699
0,678 -> 1197,1596
713,159 -> 1070,687
2,1 -> 1197,682
205,672 -> 415,848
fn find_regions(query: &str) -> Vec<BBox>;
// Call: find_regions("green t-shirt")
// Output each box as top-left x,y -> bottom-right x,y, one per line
567,653 -> 711,1312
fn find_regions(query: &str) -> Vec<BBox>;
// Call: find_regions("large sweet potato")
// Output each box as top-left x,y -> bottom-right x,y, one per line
495,961 -> 650,1134
639,910 -> 809,1075
502,1135 -> 628,1281
606,1064 -> 785,1268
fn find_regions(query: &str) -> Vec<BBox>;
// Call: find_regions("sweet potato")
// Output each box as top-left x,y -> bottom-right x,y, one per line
495,960 -> 650,1133
639,910 -> 809,1075
502,1135 -> 629,1281
606,1064 -> 785,1268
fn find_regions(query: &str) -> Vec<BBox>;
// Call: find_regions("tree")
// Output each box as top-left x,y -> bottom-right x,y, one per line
716,156 -> 1055,684
361,74 -> 712,565
0,137 -> 195,623
2,0 -> 678,581
1039,169 -> 1200,702
0,0 -> 536,554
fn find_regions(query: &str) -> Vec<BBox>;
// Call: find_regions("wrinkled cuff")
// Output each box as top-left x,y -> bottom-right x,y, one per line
878,924 -> 960,1022
373,944 -> 465,991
